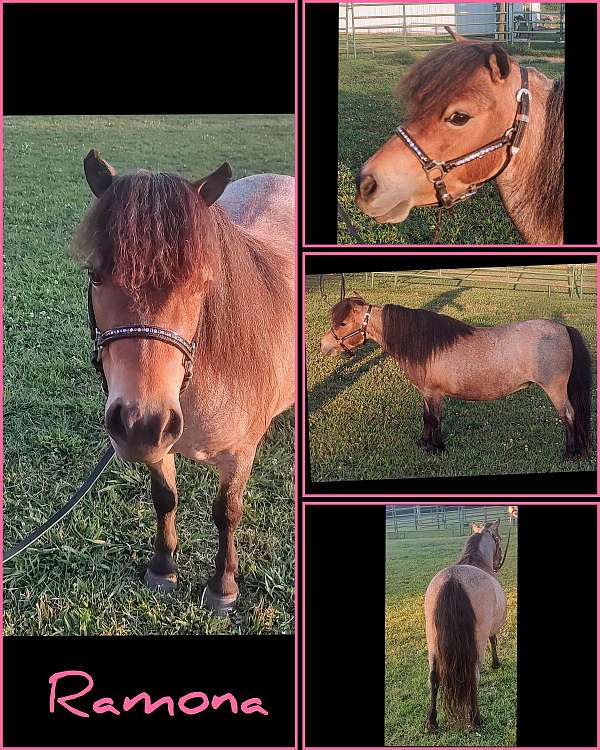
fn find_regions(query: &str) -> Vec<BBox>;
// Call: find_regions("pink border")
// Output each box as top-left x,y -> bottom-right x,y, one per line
301,501 -> 600,750
302,0 -> 598,248
301,252 -> 600,498
0,4 -> 296,750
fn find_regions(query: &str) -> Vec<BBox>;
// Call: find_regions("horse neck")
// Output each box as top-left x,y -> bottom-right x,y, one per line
495,66 -> 563,243
365,305 -> 385,347
457,533 -> 495,575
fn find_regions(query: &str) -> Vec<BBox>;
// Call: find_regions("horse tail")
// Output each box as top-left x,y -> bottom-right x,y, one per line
566,325 -> 592,457
433,576 -> 478,726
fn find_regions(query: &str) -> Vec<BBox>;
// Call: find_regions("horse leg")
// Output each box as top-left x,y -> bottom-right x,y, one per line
203,449 -> 256,615
419,394 -> 445,454
539,381 -> 576,459
144,454 -> 178,592
425,656 -> 439,732
490,634 -> 500,668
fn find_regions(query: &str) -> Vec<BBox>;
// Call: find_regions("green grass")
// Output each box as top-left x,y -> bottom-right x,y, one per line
338,52 -> 564,245
3,115 -> 294,635
306,273 -> 596,481
386,518 -> 517,746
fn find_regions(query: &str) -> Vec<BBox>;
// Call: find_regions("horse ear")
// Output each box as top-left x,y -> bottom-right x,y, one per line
84,149 -> 117,197
194,162 -> 233,207
444,25 -> 468,43
488,44 -> 511,82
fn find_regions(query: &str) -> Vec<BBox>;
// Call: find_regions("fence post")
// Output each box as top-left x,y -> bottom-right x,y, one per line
350,3 -> 356,60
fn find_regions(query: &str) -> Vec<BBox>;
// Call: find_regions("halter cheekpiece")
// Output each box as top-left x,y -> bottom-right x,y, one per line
394,66 -> 530,209
87,278 -> 196,396
330,305 -> 372,352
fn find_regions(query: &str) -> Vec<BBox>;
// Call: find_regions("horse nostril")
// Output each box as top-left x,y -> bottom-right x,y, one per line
106,401 -> 127,441
359,173 -> 378,201
161,409 -> 183,444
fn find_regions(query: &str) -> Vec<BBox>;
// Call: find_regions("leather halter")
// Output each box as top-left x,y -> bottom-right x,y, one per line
330,305 -> 372,352
394,66 -> 530,209
87,279 -> 196,396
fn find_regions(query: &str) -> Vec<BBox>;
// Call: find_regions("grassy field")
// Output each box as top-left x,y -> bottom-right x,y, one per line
306,272 -> 597,481
386,512 -> 518,746
338,50 -> 564,245
3,115 -> 294,635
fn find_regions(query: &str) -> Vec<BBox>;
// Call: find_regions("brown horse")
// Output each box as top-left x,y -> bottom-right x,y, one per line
320,296 -> 591,459
356,29 -> 563,244
72,150 -> 294,614
424,521 -> 507,731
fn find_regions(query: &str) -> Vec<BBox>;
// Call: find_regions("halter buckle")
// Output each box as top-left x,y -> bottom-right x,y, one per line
423,160 -> 446,183
516,87 -> 531,103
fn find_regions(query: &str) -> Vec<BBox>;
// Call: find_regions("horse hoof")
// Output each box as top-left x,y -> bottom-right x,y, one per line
423,443 -> 445,455
492,660 -> 501,669
425,721 -> 438,733
201,585 -> 237,616
144,569 -> 177,593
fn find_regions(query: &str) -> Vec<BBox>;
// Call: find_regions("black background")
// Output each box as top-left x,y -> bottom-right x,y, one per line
303,253 -> 597,496
3,4 -> 295,749
3,635 -> 294,747
303,503 -> 597,747
303,3 -> 597,246
3,4 -> 295,115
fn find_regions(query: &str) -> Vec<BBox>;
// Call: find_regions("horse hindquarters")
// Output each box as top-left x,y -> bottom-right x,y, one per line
433,576 -> 481,728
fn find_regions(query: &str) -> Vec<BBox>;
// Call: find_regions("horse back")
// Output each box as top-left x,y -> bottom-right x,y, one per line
218,173 -> 295,254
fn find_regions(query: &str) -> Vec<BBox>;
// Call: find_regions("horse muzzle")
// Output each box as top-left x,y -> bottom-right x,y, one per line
105,400 -> 183,463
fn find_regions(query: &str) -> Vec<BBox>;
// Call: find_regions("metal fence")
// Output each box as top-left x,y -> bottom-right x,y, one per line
386,504 -> 517,539
366,265 -> 596,300
340,3 -> 565,58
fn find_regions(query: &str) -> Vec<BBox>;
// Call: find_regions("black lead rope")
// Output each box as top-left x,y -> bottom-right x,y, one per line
495,523 -> 512,573
319,273 -> 347,302
3,445 -> 115,564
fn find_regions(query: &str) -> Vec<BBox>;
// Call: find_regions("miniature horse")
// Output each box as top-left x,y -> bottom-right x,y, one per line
320,297 -> 591,459
424,521 -> 507,730
72,150 -> 294,614
356,28 -> 564,243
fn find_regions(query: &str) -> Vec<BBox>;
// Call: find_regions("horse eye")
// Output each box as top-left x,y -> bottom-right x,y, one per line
448,112 -> 471,126
339,322 -> 347,327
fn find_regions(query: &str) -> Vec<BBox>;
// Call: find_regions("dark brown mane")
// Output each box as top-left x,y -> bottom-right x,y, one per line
522,76 -> 564,231
456,533 -> 491,572
72,170 -> 293,398
399,41 -> 510,119
381,305 -> 474,367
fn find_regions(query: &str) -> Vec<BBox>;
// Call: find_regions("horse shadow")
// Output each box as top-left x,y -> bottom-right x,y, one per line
307,344 -> 387,414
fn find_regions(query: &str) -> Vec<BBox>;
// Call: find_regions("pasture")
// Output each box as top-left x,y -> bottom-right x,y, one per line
3,115 -> 294,635
337,50 -> 564,245
305,272 -> 597,481
385,509 -> 517,746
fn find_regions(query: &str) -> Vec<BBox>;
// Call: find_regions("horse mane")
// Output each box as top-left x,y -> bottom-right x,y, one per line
523,76 -> 564,234
456,533 -> 492,572
72,170 -> 293,395
380,304 -> 474,367
399,41 -> 511,119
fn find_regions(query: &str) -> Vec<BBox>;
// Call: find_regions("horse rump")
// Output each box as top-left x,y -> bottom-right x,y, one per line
566,325 -> 592,458
433,576 -> 478,727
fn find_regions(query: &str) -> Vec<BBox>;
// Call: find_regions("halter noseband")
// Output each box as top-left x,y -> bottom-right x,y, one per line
87,279 -> 196,397
394,66 -> 530,209
330,305 -> 372,352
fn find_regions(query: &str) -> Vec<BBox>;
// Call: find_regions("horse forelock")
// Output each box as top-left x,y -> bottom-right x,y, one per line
399,42 -> 509,119
381,305 -> 474,368
72,171 -> 219,307
330,296 -> 367,326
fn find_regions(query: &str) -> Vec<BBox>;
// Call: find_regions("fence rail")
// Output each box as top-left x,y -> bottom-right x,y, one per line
366,265 -> 596,300
386,504 -> 517,539
340,3 -> 566,58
